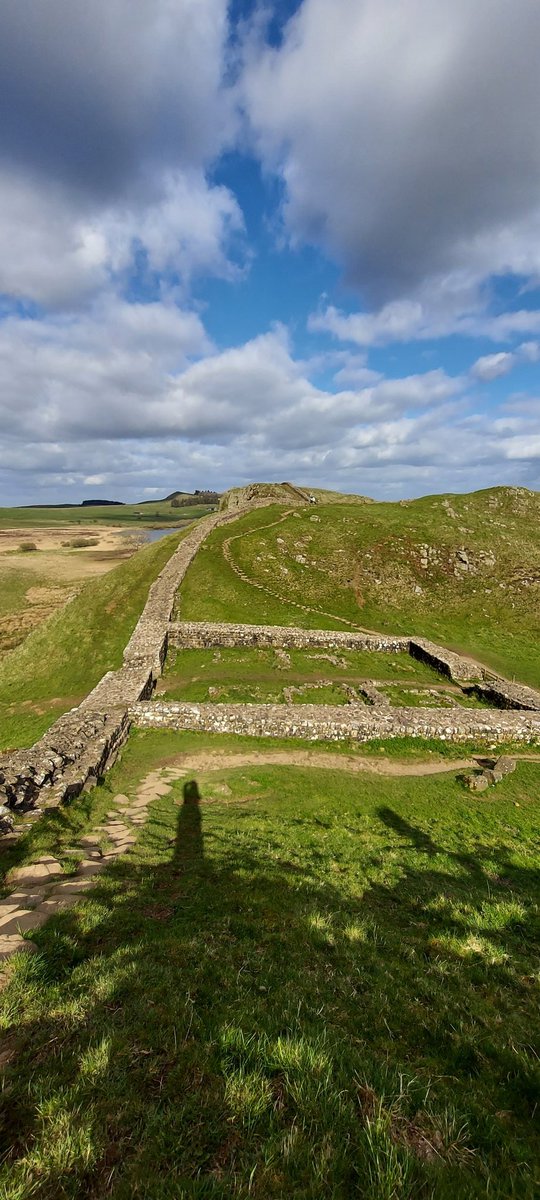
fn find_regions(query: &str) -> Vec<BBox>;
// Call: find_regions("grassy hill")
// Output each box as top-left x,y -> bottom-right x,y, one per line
178,485 -> 540,687
0,530 -> 186,751
0,496 -> 216,530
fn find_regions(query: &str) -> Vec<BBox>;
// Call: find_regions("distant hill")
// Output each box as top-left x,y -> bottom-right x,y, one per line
81,499 -> 124,507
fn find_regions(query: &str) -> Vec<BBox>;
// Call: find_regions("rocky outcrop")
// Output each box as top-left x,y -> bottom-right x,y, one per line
463,755 -> 517,792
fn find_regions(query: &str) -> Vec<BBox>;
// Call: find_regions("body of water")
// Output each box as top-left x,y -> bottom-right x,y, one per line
144,526 -> 182,542
113,525 -> 185,544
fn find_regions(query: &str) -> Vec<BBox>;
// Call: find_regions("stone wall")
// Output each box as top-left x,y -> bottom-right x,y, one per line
408,637 -> 480,682
169,621 -> 410,653
0,511 -> 228,815
130,699 -> 540,745
0,708 -> 130,812
168,622 -> 540,711
469,678 -> 540,712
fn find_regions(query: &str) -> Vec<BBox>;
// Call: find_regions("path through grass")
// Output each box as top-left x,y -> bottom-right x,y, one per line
2,732 -> 539,1198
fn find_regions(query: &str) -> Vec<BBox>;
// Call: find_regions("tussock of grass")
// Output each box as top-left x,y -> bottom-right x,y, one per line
2,734 -> 539,1198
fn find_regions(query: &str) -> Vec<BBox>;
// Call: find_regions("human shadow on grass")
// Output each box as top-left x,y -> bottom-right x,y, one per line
1,792 -> 539,1199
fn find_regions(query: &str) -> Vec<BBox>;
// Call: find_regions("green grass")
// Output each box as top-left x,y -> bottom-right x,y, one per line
0,500 -> 215,530
159,646 -> 446,704
289,683 -> 352,705
0,532 -> 186,751
378,685 -> 489,711
2,729 -> 539,1198
178,488 -> 540,687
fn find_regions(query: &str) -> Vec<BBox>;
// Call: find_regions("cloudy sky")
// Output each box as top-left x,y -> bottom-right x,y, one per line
1,0 -> 539,504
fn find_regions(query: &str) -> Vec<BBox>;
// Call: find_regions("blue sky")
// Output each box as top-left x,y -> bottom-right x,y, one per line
0,0 -> 539,504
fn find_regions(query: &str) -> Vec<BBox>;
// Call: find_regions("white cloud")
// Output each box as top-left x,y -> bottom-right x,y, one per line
470,342 -> 539,382
0,0 -> 244,308
471,352 -> 516,382
3,305 -> 535,505
311,295 -> 540,349
0,167 -> 245,308
243,0 -> 540,300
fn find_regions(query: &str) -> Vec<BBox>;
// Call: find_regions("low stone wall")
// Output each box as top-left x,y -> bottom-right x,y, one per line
470,678 -> 540,712
3,498 -> 539,828
409,638 -> 480,682
130,700 -> 540,745
0,708 -> 130,812
169,621 -> 410,653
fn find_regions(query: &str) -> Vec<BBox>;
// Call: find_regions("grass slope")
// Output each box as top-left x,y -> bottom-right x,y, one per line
0,532 -> 185,751
0,500 -> 215,530
178,487 -> 540,686
2,730 -> 539,1198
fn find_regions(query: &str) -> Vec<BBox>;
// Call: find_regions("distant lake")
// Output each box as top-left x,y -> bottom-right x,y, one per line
144,526 -> 181,542
114,526 -> 184,544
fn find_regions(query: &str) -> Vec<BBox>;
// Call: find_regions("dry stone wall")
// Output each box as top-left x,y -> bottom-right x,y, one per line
0,708 -> 130,813
408,638 -> 480,682
169,621 -> 409,653
130,700 -> 540,745
470,678 -> 540,712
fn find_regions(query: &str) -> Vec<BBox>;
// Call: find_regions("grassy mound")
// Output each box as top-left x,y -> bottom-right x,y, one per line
2,730 -> 539,1198
0,531 -> 186,751
178,486 -> 540,686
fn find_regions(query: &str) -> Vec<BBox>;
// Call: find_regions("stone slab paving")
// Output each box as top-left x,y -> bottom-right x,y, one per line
0,775 -> 174,984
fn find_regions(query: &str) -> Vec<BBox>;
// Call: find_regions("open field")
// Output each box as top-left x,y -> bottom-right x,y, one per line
178,487 -> 540,687
2,728 -> 539,1198
158,647 -> 487,708
0,527 -> 147,658
0,499 -> 215,531
0,532 -> 185,752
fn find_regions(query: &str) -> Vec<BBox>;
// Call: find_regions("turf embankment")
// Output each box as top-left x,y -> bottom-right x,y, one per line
0,532 -> 186,751
178,486 -> 540,688
1,728 -> 539,1198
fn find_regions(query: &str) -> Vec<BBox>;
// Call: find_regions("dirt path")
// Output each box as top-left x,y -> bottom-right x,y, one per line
157,748 -> 540,780
159,748 -> 480,778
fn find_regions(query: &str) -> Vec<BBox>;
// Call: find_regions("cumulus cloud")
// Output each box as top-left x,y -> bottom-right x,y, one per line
3,303 -> 536,505
310,295 -> 540,349
0,1 -> 243,307
470,342 -> 540,381
0,0 -> 231,196
243,0 -> 540,300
